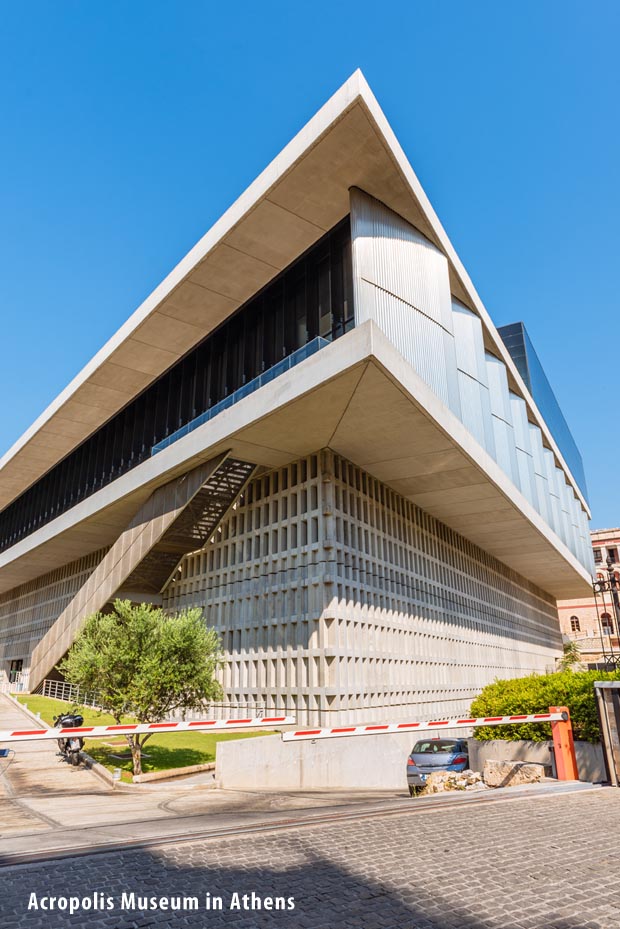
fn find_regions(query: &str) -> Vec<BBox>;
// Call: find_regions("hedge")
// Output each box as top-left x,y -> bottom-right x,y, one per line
470,669 -> 620,743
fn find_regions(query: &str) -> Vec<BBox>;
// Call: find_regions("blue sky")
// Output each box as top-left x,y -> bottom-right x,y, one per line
0,2 -> 617,528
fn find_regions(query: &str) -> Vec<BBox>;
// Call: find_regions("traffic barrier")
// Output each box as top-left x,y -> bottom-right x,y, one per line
550,705 -> 579,781
0,716 -> 295,743
280,709 -> 580,782
0,709 -> 580,783
281,712 -> 567,742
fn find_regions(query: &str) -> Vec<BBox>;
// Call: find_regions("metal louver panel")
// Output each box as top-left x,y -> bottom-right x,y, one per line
556,469 -> 577,556
456,371 -> 495,457
569,495 -> 583,562
509,391 -> 538,510
485,353 -> 518,485
453,301 -> 495,456
528,423 -> 551,525
351,188 -> 453,330
543,449 -> 563,540
452,300 -> 487,381
578,509 -> 594,572
351,188 -> 461,417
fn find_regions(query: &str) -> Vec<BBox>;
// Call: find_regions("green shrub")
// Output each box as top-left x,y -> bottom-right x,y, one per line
470,669 -> 620,743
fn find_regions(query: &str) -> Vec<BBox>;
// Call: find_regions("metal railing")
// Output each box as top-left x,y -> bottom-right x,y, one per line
0,671 -> 30,695
36,678 -> 103,708
169,703 -> 266,721
152,337 -> 329,455
33,679 -> 265,719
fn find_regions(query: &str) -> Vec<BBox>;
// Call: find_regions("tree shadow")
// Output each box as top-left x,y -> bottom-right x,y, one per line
0,838 -> 607,929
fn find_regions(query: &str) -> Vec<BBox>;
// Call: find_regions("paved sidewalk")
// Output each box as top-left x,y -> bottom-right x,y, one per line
0,694 -> 106,834
1,693 -> 413,860
2,786 -> 619,928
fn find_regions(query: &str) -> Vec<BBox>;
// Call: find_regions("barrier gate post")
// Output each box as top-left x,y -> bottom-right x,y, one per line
549,705 -> 578,781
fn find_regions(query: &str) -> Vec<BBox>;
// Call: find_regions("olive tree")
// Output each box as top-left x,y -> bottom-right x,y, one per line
558,639 -> 582,671
60,600 -> 223,775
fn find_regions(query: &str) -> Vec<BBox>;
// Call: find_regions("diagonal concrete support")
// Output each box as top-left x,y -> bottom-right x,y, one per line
28,454 -> 256,690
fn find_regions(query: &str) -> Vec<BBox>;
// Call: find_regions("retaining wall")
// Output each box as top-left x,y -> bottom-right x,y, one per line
216,732 -> 415,790
216,732 -> 606,790
467,738 -> 606,784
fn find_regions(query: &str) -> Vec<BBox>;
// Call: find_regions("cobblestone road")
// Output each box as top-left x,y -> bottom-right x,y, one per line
2,788 -> 618,929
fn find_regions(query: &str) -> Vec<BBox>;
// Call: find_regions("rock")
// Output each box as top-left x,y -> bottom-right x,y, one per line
483,760 -> 545,788
422,769 -> 487,794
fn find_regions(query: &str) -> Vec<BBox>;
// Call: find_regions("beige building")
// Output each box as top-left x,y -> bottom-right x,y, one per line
0,72 -> 593,723
557,528 -> 620,666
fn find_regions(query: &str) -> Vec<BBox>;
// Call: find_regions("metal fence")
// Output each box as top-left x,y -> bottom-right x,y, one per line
168,703 -> 266,721
36,678 -> 103,708
0,671 -> 30,695
32,679 -> 265,719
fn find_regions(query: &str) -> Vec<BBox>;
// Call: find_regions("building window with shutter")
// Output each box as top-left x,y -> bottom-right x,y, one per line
601,613 -> 614,635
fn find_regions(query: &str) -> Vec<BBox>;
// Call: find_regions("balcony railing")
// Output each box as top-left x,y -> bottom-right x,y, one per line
152,336 -> 330,456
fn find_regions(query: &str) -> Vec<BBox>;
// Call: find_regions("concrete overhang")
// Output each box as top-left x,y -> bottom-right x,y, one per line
0,322 -> 591,600
0,71 -> 589,519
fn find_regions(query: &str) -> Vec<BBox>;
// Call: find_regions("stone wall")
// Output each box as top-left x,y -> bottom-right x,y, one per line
467,738 -> 606,784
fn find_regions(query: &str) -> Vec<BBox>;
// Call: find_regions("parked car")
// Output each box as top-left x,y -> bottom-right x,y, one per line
406,737 -> 469,795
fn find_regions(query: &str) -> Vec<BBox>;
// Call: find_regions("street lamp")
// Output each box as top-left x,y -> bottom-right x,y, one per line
606,554 -> 620,641
592,556 -> 620,669
592,580 -> 611,665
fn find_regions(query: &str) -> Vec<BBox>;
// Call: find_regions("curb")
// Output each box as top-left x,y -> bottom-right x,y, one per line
133,762 -> 216,784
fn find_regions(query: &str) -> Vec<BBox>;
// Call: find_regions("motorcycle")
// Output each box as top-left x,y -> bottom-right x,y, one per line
53,712 -> 85,766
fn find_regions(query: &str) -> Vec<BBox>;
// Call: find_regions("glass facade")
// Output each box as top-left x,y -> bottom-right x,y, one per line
0,219 -> 353,553
498,321 -> 588,502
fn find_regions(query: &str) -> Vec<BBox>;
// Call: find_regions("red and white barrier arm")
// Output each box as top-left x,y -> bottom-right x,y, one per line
0,715 -> 296,744
281,712 -> 567,742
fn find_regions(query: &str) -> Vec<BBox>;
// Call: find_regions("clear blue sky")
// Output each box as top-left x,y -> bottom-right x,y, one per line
0,2 -> 617,528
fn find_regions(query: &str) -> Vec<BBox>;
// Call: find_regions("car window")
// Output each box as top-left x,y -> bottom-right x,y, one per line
412,740 -> 459,754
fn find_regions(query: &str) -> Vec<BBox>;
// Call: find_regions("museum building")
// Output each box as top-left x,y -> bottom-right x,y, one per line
0,72 -> 592,723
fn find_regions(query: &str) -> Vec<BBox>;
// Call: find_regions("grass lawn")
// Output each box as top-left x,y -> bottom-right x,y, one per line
16,694 -> 275,782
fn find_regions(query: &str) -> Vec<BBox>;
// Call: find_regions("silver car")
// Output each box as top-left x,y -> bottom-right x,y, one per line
406,738 -> 469,795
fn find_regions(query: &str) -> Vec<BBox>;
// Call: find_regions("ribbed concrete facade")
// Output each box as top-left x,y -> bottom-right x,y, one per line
164,451 -> 561,725
0,548 -> 108,682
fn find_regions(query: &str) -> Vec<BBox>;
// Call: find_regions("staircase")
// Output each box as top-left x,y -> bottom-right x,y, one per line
120,457 -> 255,595
27,454 -> 256,690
